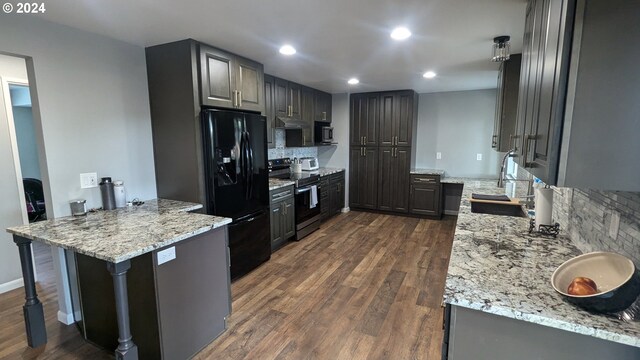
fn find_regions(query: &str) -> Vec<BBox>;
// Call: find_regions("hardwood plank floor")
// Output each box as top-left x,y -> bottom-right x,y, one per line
0,211 -> 456,359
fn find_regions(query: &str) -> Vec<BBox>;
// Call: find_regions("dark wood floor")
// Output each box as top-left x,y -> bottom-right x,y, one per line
0,211 -> 456,359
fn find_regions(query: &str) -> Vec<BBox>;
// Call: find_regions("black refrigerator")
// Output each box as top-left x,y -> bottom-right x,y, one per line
202,109 -> 270,280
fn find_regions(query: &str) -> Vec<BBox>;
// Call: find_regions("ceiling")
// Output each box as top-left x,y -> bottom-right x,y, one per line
37,0 -> 527,94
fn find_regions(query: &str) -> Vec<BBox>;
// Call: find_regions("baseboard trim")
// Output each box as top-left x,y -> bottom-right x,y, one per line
57,310 -> 75,325
443,210 -> 459,216
341,207 -> 350,213
0,278 -> 24,294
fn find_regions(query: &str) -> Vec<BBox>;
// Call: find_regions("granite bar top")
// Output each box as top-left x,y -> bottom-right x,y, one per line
269,178 -> 295,191
443,179 -> 640,348
440,177 -> 465,185
6,198 -> 232,264
410,168 -> 445,176
314,167 -> 345,177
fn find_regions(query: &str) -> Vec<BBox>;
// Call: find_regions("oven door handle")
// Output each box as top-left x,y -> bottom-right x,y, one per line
295,187 -> 312,194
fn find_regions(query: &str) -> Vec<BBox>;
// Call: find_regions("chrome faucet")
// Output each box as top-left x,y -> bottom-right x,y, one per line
497,149 -> 516,188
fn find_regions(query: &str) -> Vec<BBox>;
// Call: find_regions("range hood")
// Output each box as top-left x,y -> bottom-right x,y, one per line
275,116 -> 310,129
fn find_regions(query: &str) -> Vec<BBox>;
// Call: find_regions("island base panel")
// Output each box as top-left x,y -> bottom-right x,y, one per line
446,305 -> 640,360
13,235 -> 47,348
75,227 -> 231,359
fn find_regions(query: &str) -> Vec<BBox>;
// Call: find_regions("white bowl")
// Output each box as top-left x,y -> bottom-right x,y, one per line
551,252 -> 639,313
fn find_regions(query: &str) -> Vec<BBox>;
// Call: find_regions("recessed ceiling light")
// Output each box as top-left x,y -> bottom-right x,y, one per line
423,71 -> 437,79
348,78 -> 360,85
279,45 -> 296,55
390,27 -> 412,41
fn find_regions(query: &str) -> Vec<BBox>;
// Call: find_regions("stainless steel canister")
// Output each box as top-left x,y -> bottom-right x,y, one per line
69,200 -> 87,216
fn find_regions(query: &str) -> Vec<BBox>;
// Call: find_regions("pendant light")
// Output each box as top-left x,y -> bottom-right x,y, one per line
491,36 -> 511,62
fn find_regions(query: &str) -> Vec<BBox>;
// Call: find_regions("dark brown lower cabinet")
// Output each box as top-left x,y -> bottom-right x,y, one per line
409,175 -> 442,217
270,185 -> 295,250
320,171 -> 345,222
378,147 -> 410,213
349,147 -> 378,209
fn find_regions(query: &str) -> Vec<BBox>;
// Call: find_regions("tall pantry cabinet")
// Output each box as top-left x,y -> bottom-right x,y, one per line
349,90 -> 418,214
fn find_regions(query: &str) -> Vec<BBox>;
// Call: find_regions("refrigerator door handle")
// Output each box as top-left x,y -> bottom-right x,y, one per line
245,131 -> 254,199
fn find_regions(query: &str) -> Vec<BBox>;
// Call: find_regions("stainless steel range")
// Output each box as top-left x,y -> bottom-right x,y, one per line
268,158 -> 321,240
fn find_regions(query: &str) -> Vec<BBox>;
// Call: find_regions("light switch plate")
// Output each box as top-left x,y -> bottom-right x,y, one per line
80,172 -> 98,188
436,152 -> 442,160
157,246 -> 176,265
476,153 -> 483,161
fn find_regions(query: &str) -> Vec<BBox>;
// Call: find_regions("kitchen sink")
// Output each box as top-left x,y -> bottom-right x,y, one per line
470,201 -> 527,217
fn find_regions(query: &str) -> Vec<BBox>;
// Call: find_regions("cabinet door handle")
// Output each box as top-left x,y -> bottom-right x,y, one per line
364,136 -> 367,144
238,90 -> 242,107
523,134 -> 535,167
232,90 -> 237,107
322,111 -> 327,121
509,134 -> 515,150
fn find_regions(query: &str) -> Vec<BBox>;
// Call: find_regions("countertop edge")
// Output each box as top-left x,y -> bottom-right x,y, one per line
8,217 -> 233,263
444,298 -> 640,347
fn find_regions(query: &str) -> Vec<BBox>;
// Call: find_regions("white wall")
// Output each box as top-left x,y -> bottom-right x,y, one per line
0,15 -> 157,217
0,55 -> 29,290
415,89 -> 500,178
0,16 -> 157,320
317,93 -> 349,207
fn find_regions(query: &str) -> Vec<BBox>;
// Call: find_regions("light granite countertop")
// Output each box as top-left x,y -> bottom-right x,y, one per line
6,198 -> 232,264
444,179 -> 640,348
269,178 -> 295,191
410,168 -> 445,176
314,167 -> 345,177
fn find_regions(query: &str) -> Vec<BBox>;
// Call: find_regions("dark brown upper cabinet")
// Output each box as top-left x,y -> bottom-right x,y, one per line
492,54 -> 522,152
394,91 -> 416,147
350,93 -> 379,146
300,86 -> 314,146
314,91 -> 332,123
513,0 -> 639,191
264,74 -> 275,148
377,91 -> 416,147
267,75 -> 330,147
273,77 -> 302,121
199,44 -> 264,113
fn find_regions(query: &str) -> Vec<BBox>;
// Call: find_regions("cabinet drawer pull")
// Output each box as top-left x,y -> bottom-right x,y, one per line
415,178 -> 435,182
272,190 -> 291,200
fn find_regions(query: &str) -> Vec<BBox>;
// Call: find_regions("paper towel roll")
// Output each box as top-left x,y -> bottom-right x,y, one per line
535,188 -> 554,231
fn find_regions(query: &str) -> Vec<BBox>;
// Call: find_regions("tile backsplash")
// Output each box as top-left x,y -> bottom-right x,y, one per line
553,187 -> 640,268
267,129 -> 318,160
513,163 -> 640,267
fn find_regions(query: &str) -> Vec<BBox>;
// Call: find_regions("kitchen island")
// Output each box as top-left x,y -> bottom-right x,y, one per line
442,179 -> 640,359
6,198 -> 232,360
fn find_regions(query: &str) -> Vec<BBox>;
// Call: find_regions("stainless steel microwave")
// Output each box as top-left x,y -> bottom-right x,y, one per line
314,122 -> 333,144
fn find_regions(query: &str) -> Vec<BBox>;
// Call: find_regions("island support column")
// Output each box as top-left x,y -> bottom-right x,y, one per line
107,260 -> 139,360
13,235 -> 47,348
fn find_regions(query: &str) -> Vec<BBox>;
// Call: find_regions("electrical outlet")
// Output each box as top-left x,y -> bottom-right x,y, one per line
476,153 -> 483,161
80,172 -> 98,188
157,246 -> 176,265
436,152 -> 442,160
